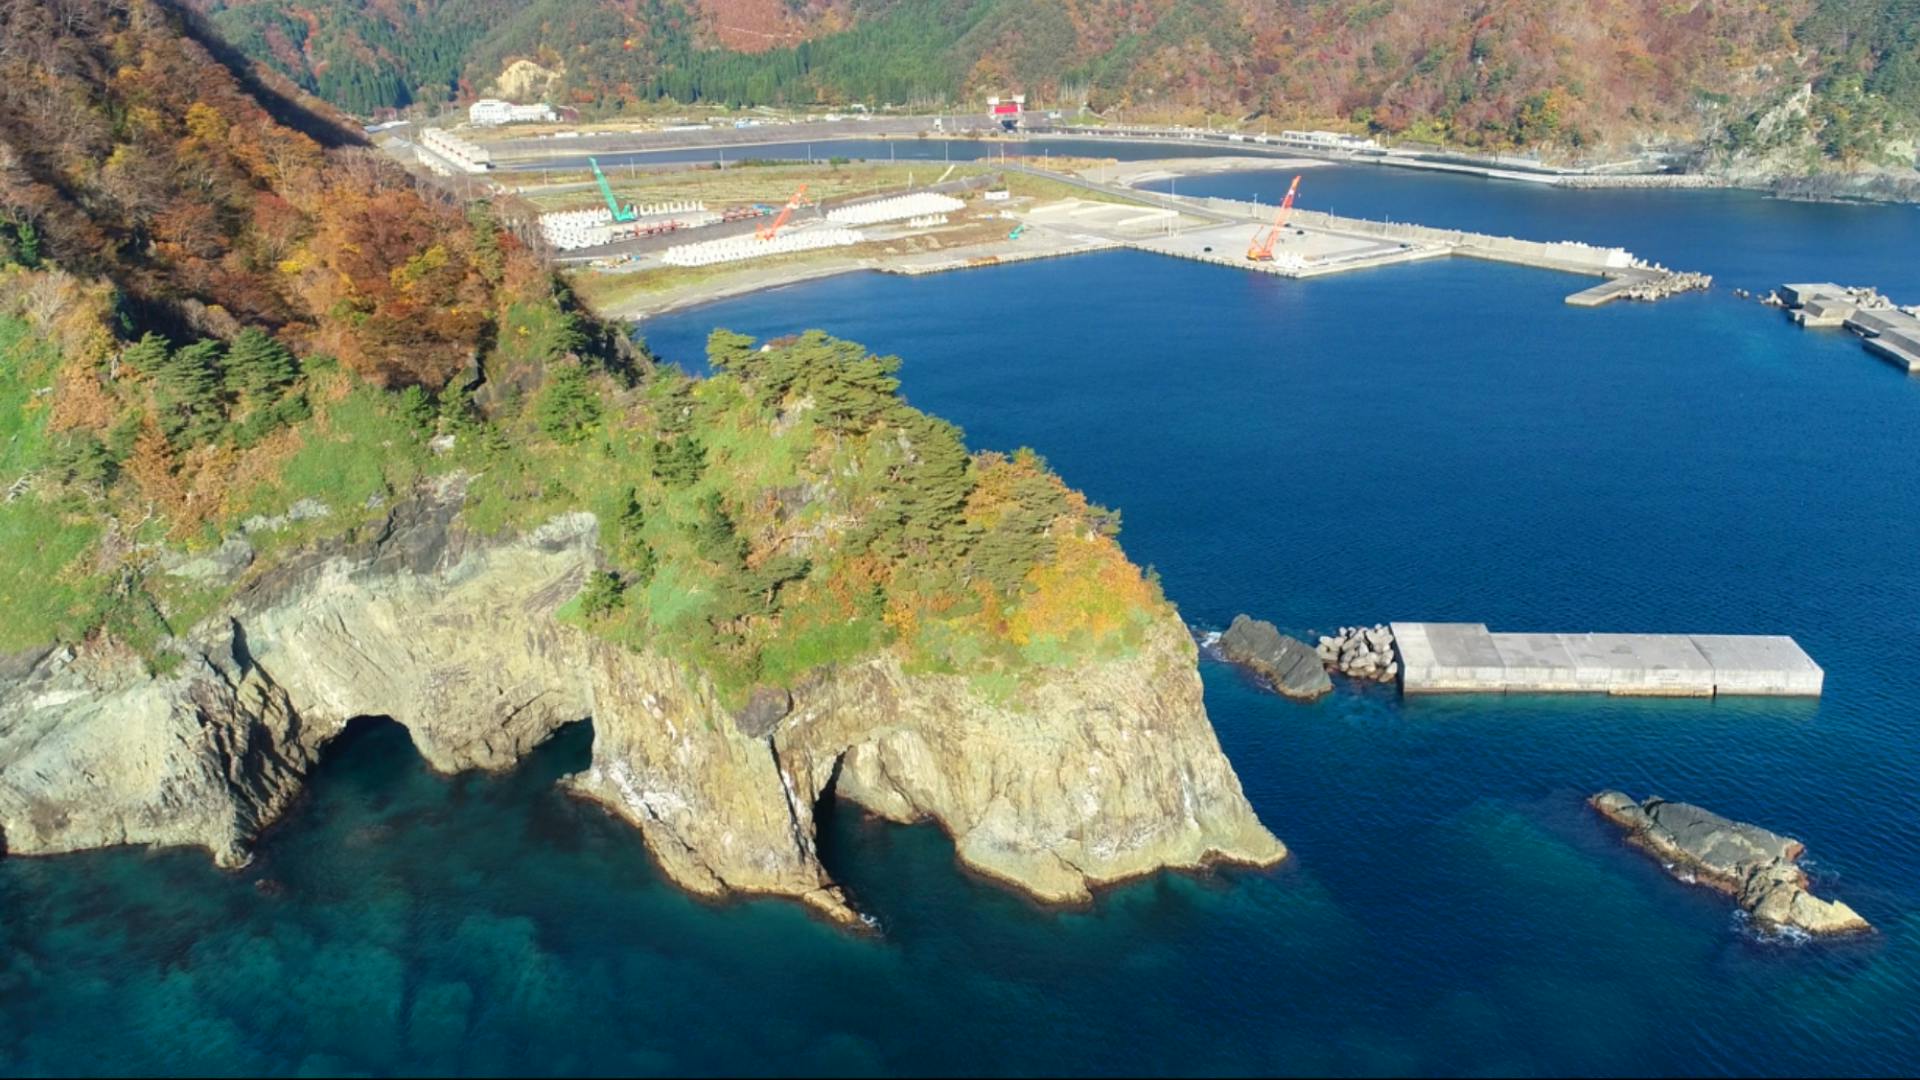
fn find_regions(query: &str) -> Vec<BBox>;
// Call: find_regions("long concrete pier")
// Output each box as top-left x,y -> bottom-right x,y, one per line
1392,623 -> 1823,697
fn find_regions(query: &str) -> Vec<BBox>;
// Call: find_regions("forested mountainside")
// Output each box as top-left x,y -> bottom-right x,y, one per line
185,0 -> 1919,159
0,0 -> 1165,699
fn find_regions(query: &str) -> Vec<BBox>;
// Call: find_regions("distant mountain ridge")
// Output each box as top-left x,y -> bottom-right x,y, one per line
183,0 -> 1919,163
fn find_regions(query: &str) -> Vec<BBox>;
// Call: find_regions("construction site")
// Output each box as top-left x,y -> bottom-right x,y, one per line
402,129 -> 1712,320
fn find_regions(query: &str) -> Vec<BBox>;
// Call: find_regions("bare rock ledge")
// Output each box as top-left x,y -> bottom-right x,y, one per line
0,483 -> 1285,924
1591,791 -> 1869,936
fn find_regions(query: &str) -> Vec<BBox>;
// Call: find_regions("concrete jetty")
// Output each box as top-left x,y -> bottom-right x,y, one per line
1778,283 -> 1920,373
1108,190 -> 1708,299
1392,623 -> 1823,697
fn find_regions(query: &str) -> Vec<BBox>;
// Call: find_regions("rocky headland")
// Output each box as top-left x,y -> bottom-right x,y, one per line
0,479 -> 1286,925
1591,791 -> 1869,936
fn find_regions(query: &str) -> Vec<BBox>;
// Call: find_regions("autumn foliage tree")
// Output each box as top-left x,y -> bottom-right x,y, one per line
0,0 -> 567,392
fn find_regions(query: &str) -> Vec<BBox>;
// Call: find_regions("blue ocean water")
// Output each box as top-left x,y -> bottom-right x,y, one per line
6,169 -> 1920,1075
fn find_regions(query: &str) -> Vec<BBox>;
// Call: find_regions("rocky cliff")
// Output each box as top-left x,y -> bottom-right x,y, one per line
0,478 -> 1284,923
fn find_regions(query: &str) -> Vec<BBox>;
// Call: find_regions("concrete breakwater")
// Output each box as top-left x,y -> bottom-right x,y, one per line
1392,623 -> 1824,697
1565,266 -> 1713,307
1278,205 -> 1634,275
1161,195 -> 1707,302
1776,282 -> 1920,373
1556,174 -> 1729,191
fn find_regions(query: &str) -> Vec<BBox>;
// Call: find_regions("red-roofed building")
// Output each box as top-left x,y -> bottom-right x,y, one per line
988,95 -> 1025,131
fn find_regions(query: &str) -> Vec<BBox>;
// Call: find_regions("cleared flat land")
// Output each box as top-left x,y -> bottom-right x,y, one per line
1129,220 -> 1447,278
513,160 -> 1128,213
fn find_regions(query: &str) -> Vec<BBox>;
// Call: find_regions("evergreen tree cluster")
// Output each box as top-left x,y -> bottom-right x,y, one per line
705,329 -> 1078,605
122,327 -> 308,451
536,362 -> 604,444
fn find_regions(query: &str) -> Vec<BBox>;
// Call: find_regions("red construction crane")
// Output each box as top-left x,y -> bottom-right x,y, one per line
1247,175 -> 1302,262
757,183 -> 809,240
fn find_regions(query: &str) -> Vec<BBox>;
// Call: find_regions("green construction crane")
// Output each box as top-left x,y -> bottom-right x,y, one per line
589,157 -> 638,222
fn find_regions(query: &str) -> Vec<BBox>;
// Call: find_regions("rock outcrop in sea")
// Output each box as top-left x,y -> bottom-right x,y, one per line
0,478 -> 1286,924
1590,791 -> 1869,936
1216,616 -> 1332,701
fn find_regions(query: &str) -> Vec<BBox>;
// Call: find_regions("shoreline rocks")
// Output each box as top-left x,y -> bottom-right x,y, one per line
1317,624 -> 1399,684
1591,791 -> 1870,937
1216,615 -> 1332,701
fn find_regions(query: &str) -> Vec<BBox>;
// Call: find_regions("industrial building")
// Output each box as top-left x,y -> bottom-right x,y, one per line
469,99 -> 558,126
418,127 -> 491,174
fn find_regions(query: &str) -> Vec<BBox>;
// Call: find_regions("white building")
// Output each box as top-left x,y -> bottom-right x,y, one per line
1277,130 -> 1380,152
469,99 -> 557,126
418,127 -> 491,174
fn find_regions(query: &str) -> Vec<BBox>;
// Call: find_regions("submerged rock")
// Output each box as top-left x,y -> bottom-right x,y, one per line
0,481 -> 1285,926
1217,615 -> 1332,701
1590,791 -> 1870,936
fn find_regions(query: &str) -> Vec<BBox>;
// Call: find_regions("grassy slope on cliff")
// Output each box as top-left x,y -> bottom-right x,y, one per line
0,0 -> 1170,701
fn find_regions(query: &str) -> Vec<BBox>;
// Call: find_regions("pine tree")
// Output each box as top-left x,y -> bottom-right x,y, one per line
651,434 -> 706,488
52,433 -> 116,492
120,333 -> 171,379
224,327 -> 298,404
616,486 -> 658,584
706,329 -> 757,375
743,553 -> 810,614
896,414 -> 975,555
970,458 -> 1072,595
692,491 -> 747,566
537,363 -> 602,444
793,334 -> 901,435
153,338 -> 228,447
578,570 -> 627,619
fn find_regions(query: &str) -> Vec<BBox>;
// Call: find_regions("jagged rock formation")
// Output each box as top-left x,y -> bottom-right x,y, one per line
0,479 -> 1285,924
1591,791 -> 1870,936
1216,615 -> 1332,701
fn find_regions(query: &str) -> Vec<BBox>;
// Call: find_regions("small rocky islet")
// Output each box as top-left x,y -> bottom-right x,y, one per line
1215,615 -> 1333,700
1213,615 -> 1399,699
1591,791 -> 1870,936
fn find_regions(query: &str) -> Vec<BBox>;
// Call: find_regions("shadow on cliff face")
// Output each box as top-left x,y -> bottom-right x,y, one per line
285,717 -> 598,849
316,717 -> 595,779
233,714 -> 611,883
323,716 -> 414,761
811,755 -> 851,880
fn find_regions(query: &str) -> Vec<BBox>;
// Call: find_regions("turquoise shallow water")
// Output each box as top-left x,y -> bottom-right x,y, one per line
6,168 -> 1920,1075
